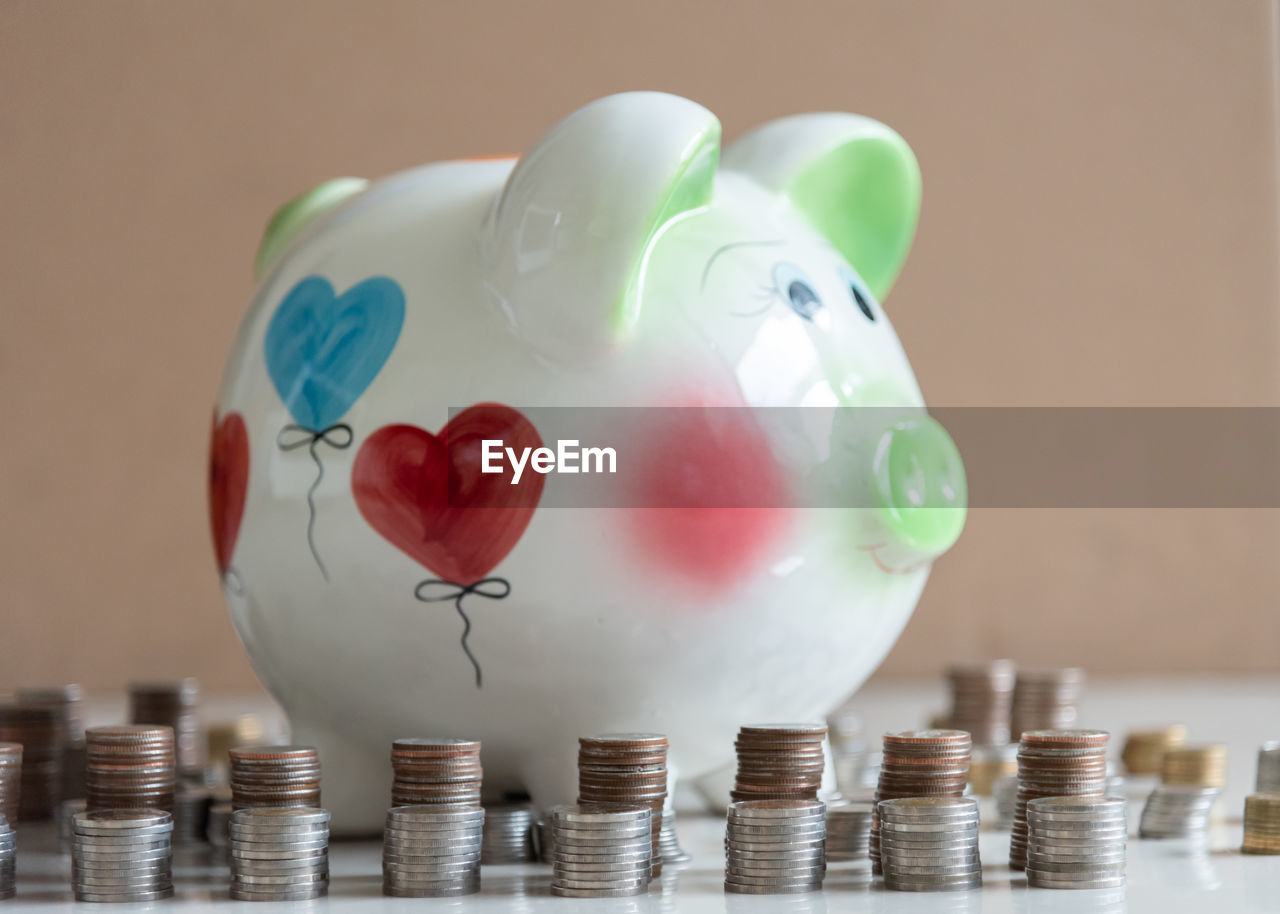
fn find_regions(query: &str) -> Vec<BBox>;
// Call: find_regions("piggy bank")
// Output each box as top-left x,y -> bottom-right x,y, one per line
209,92 -> 966,833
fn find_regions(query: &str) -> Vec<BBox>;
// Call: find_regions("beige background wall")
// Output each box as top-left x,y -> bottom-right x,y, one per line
2,0 -> 1278,691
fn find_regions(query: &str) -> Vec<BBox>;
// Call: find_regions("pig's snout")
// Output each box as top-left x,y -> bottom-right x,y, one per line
865,414 -> 966,569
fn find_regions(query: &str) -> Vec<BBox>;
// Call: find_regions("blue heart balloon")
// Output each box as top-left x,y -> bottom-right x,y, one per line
264,275 -> 406,430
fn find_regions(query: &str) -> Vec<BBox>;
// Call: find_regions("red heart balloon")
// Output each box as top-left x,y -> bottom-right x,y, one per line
208,411 -> 249,576
352,404 -> 544,585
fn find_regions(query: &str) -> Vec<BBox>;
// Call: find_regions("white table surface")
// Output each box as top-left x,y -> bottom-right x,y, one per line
7,674 -> 1279,912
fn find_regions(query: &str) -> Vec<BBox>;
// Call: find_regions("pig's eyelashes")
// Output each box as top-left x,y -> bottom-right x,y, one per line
840,265 -> 877,322
773,262 -> 822,321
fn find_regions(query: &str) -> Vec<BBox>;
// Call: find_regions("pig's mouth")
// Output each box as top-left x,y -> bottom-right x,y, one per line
856,542 -> 928,576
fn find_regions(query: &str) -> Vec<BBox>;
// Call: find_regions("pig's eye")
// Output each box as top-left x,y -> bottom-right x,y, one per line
840,266 -> 876,322
772,262 -> 822,320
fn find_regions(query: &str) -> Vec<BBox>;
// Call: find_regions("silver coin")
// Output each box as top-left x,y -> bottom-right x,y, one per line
551,885 -> 647,898
553,875 -> 650,890
383,827 -> 482,842
232,868 -> 328,883
1028,849 -> 1127,863
551,805 -> 649,823
231,844 -> 329,860
727,824 -> 828,840
1026,874 -> 1125,890
554,864 -> 651,878
1026,862 -> 1126,878
232,807 -> 329,824
75,890 -> 175,903
234,856 -> 329,872
553,849 -> 652,862
724,881 -> 819,895
554,826 -> 652,841
74,810 -> 172,829
230,836 -> 329,850
72,849 -> 172,864
884,861 -> 981,877
74,862 -> 171,876
724,874 -> 825,888
885,870 -> 983,885
728,811 -> 827,826
383,869 -> 480,882
383,846 -> 482,861
554,837 -> 653,851
378,834 -> 483,844
229,884 -> 329,898
727,862 -> 826,878
383,884 -> 479,898
70,829 -> 174,845
383,860 -> 479,875
728,837 -> 826,850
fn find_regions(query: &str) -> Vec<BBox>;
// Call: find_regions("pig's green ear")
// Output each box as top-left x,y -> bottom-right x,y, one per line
482,92 -> 720,357
724,114 -> 920,301
255,177 -> 368,280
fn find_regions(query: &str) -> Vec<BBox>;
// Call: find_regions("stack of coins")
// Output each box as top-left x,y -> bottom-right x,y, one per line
0,705 -> 63,820
0,744 -> 20,827
1258,741 -> 1280,793
551,804 -> 652,898
1161,745 -> 1228,789
205,716 -> 265,786
1010,729 -> 1109,869
1138,784 -> 1219,838
947,660 -> 1016,746
994,774 -> 1018,829
207,795 -> 233,860
382,805 -> 484,897
390,738 -> 481,809
733,724 -> 827,805
229,807 -> 329,901
1010,669 -> 1085,740
826,800 -> 873,861
578,733 -> 667,877
230,745 -> 320,810
969,745 -> 1018,796
173,783 -> 211,844
130,681 -> 201,779
1242,793 -> 1280,854
658,793 -> 691,865
879,797 -> 980,892
534,816 -> 555,862
724,798 -> 826,895
1121,725 -> 1187,775
59,798 -> 87,849
19,685 -> 87,801
828,708 -> 868,798
870,730 -> 971,873
0,815 -> 14,900
1026,796 -> 1127,890
86,725 -> 175,813
72,809 -> 174,903
481,801 -> 534,863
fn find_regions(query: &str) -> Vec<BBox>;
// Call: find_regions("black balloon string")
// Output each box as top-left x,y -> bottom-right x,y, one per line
276,423 -> 354,582
414,577 -> 512,689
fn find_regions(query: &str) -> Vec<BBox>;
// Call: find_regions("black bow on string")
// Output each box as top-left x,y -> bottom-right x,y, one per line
276,423 -> 354,582
414,578 -> 512,689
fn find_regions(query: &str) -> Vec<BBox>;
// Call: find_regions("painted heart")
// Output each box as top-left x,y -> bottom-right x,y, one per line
352,404 -> 544,585
208,410 -> 249,576
264,274 -> 405,430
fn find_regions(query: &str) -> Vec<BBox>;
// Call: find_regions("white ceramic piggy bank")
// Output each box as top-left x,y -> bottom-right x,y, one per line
209,92 -> 966,833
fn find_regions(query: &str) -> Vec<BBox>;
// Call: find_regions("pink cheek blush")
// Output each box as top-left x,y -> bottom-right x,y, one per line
626,407 -> 792,594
